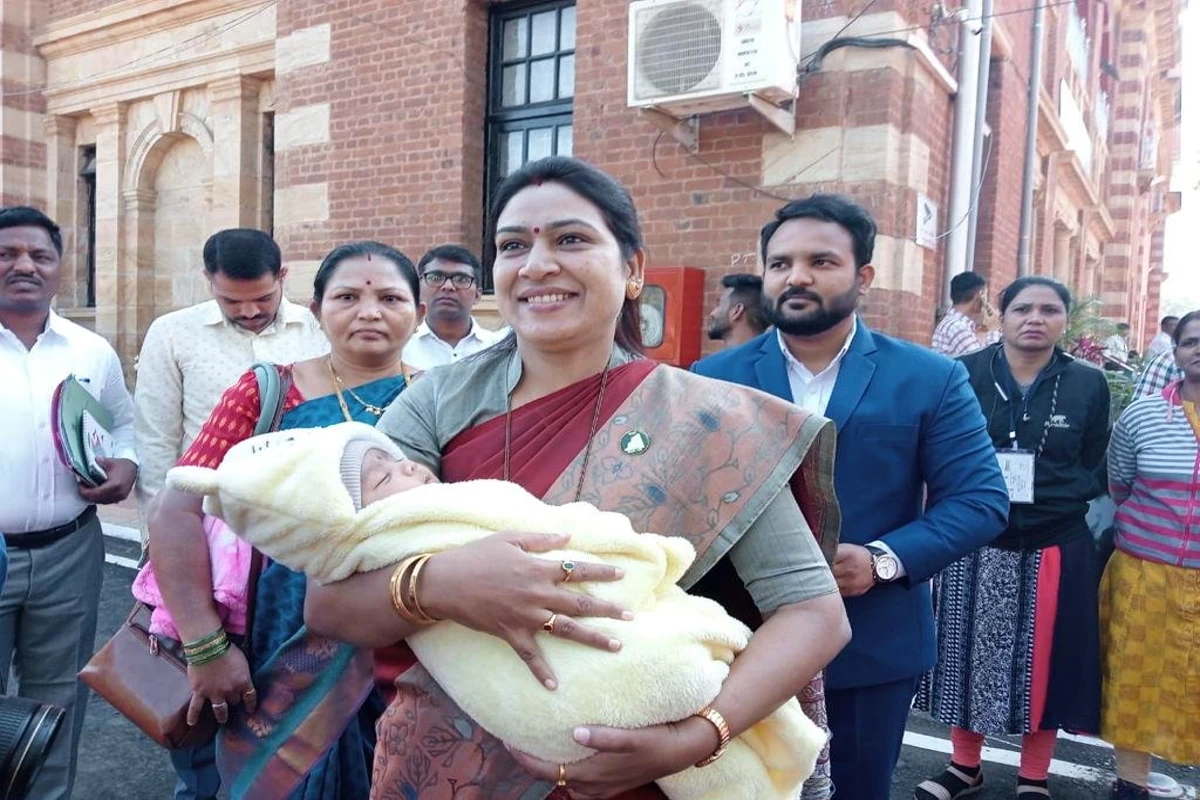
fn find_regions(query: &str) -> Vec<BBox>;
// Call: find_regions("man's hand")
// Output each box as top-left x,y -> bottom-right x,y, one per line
979,298 -> 1001,332
78,458 -> 138,505
833,544 -> 875,598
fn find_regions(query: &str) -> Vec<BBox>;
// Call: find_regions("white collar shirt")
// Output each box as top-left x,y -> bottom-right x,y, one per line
0,312 -> 138,534
402,318 -> 509,372
777,317 -> 858,415
133,298 -> 329,504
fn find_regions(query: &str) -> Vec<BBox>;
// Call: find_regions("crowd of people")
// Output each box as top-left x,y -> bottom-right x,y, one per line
0,155 -> 1196,800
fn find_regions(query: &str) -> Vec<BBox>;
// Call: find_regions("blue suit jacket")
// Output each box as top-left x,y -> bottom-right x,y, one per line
693,325 -> 1008,689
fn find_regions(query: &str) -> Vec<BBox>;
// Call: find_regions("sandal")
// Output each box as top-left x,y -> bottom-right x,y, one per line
914,764 -> 984,800
1017,779 -> 1052,797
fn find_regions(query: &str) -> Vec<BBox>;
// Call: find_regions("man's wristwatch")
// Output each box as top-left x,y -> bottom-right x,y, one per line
866,545 -> 899,583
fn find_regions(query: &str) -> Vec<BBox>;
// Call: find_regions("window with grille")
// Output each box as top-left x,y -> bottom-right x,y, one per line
483,1 -> 576,287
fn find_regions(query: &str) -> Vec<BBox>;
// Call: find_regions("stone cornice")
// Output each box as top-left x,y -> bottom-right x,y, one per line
43,41 -> 274,115
91,102 -> 126,127
34,0 -> 270,57
43,114 -> 77,137
208,75 -> 262,104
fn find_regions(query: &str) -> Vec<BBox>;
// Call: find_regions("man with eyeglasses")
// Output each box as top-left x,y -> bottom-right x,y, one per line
401,245 -> 508,373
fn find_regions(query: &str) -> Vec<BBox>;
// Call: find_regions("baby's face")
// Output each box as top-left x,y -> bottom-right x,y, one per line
360,448 -> 439,506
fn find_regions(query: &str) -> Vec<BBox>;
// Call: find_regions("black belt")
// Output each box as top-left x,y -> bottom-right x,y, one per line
3,506 -> 98,550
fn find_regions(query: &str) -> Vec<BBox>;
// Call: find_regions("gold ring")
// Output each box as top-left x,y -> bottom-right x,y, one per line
243,688 -> 257,698
543,613 -> 559,634
560,560 -> 577,583
556,763 -> 567,787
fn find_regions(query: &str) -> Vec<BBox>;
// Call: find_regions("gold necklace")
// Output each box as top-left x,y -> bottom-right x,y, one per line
503,357 -> 612,502
327,357 -> 390,420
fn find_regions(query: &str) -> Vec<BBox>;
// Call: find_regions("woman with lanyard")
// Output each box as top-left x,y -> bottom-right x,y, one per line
916,276 -> 1110,799
1102,310 -> 1200,799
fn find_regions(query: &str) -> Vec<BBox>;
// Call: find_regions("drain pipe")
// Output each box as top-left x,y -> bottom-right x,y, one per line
1016,0 -> 1047,276
963,0 -> 994,273
943,0 -> 984,303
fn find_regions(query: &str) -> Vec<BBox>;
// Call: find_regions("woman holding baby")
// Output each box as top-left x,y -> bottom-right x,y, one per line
147,241 -> 423,800
306,157 -> 851,800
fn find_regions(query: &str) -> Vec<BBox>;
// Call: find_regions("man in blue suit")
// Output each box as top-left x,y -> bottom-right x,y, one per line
693,195 -> 1008,799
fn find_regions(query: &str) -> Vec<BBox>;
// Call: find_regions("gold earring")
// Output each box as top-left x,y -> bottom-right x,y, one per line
626,279 -> 643,300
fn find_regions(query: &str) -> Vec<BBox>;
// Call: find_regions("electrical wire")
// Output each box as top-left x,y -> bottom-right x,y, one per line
0,2 -> 276,101
933,126 -> 995,242
798,0 -> 1083,63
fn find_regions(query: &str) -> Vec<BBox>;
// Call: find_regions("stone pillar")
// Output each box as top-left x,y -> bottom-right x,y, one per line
1053,225 -> 1072,284
91,102 -> 129,367
209,76 -> 264,230
44,115 -> 80,304
122,188 -> 157,355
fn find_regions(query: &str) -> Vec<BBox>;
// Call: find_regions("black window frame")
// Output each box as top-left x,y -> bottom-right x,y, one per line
483,0 -> 576,290
79,146 -> 97,308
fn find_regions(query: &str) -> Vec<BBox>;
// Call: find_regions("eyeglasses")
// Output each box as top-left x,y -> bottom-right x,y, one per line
421,271 -> 476,290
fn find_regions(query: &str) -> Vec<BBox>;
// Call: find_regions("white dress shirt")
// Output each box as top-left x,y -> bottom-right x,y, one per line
133,298 -> 328,506
402,318 -> 509,372
777,317 -> 858,415
1146,331 -> 1173,360
0,312 -> 137,534
1103,333 -> 1130,362
777,317 -> 907,577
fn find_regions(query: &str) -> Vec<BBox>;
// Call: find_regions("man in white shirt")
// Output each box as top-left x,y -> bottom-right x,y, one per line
1103,322 -> 1131,368
932,272 -> 998,357
1146,315 -> 1178,360
133,228 -> 326,800
0,206 -> 139,800
401,245 -> 507,373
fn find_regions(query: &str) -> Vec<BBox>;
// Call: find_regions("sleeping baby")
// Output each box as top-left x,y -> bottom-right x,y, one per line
166,422 -> 824,800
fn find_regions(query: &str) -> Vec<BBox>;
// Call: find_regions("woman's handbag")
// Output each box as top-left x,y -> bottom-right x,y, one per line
79,363 -> 289,749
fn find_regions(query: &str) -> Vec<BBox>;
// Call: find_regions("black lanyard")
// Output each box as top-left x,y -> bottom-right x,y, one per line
993,350 -> 1056,451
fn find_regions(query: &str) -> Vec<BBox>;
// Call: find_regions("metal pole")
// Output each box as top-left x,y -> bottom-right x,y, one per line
964,0 -> 994,273
1016,0 -> 1047,277
943,0 -> 984,302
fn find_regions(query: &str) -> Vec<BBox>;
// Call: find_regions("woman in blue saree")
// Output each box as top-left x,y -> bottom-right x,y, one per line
147,241 -> 422,799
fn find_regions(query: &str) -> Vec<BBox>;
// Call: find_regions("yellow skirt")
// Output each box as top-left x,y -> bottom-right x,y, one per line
1100,549 -> 1200,764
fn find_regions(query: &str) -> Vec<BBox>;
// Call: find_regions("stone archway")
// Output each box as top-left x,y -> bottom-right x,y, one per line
122,112 -> 214,334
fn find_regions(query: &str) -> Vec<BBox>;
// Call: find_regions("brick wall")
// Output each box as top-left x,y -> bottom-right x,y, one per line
273,0 -> 489,287
0,0 -> 47,208
273,0 -> 958,347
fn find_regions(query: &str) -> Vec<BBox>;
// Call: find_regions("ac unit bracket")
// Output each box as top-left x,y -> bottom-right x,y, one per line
747,94 -> 795,137
639,108 -> 700,152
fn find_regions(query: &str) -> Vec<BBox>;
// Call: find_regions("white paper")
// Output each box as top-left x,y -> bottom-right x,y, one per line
81,409 -> 113,482
996,449 -> 1035,504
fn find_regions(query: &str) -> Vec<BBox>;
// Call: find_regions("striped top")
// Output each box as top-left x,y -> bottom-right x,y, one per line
1108,382 -> 1200,568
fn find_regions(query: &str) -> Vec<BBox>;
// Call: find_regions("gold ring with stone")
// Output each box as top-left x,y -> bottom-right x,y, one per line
560,560 -> 577,583
543,613 -> 559,634
556,763 -> 568,787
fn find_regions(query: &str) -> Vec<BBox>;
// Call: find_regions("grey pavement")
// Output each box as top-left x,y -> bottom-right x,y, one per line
63,528 -> 1199,799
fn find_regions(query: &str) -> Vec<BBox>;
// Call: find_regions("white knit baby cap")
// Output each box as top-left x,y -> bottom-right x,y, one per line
166,422 -> 404,552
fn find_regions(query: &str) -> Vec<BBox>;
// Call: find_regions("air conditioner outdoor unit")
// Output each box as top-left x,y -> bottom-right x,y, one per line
627,0 -> 801,117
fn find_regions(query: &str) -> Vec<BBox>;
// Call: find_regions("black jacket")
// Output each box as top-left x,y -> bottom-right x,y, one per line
958,345 -> 1110,550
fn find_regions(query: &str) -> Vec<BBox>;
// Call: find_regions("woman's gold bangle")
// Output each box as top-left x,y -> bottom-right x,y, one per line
389,558 -> 419,622
407,554 -> 438,624
390,555 -> 436,625
694,705 -> 731,768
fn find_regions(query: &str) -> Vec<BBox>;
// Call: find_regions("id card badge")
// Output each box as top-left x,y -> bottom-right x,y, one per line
996,449 -> 1035,504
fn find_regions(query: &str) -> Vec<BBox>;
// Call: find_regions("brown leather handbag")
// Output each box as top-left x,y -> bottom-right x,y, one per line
80,363 -> 288,749
80,603 -> 219,749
